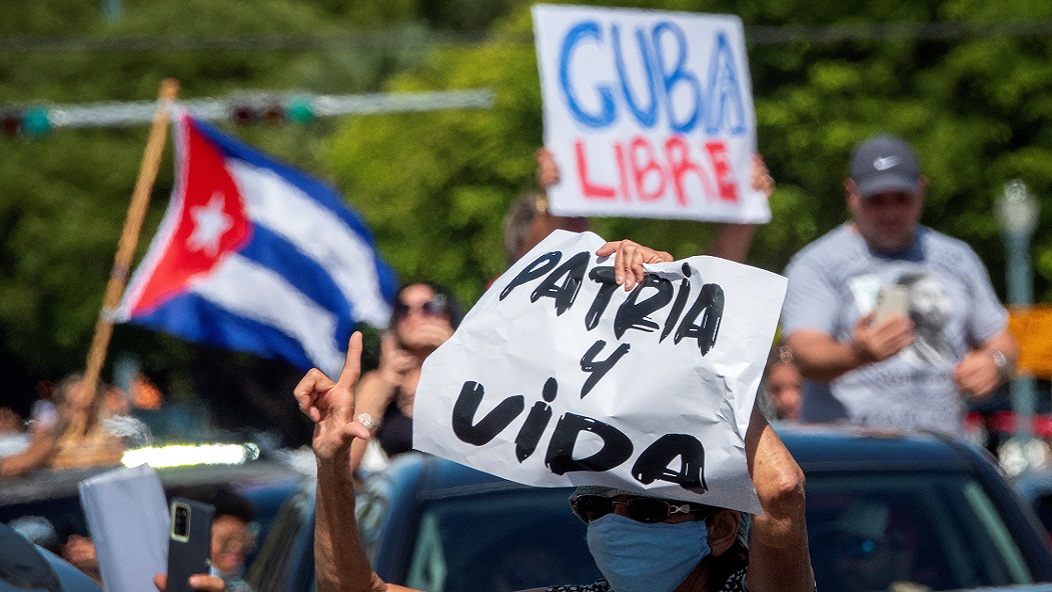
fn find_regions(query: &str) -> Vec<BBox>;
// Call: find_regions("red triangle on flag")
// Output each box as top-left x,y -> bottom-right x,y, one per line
131,115 -> 251,314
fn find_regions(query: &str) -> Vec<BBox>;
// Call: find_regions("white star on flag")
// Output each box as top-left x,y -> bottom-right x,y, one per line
187,192 -> 233,256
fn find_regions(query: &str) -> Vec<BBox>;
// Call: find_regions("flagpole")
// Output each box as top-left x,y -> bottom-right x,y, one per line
82,78 -> 179,395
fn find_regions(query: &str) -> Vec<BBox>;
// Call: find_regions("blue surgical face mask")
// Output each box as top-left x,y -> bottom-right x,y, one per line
586,513 -> 710,592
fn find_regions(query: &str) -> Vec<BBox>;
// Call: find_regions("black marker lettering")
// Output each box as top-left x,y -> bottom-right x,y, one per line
614,274 -> 674,339
500,251 -> 562,300
584,266 -> 619,330
531,251 -> 590,315
631,433 -> 708,494
660,272 -> 692,343
514,377 -> 558,462
579,340 -> 631,398
545,413 -> 633,475
451,381 -> 524,446
674,283 -> 724,355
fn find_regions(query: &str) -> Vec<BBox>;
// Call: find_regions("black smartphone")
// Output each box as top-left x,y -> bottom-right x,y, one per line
166,497 -> 215,592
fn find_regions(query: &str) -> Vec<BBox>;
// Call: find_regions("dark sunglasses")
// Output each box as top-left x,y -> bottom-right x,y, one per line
393,295 -> 449,319
569,494 -> 711,524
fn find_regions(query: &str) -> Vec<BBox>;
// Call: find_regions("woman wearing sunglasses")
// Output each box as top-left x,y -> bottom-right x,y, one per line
297,241 -> 813,592
348,282 -> 463,478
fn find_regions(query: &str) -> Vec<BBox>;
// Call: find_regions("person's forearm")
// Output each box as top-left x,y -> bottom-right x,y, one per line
348,439 -> 370,477
315,448 -> 385,592
785,331 -> 867,381
979,331 -> 1019,372
348,373 -> 395,475
953,330 -> 1021,399
355,372 -> 398,417
0,432 -> 55,477
705,223 -> 757,264
744,407 -> 813,592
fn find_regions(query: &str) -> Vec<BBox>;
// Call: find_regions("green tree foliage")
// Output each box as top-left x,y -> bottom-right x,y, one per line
323,24 -> 546,302
745,0 -> 1052,285
0,0 -> 433,399
325,0 -> 1052,309
4,0 -> 1052,416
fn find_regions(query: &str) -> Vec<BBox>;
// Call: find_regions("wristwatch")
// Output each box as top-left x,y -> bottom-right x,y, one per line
989,349 -> 1013,383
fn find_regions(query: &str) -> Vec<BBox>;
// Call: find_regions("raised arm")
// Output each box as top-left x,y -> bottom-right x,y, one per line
294,332 -> 422,592
704,154 -> 775,263
743,406 -> 813,592
603,239 -> 814,591
0,427 -> 56,477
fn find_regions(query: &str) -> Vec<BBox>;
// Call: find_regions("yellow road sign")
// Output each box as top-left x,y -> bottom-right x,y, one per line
1008,305 -> 1052,378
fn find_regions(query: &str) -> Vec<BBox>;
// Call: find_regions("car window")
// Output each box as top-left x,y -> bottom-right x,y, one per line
244,489 -> 314,592
403,487 -> 600,592
807,470 -> 1034,592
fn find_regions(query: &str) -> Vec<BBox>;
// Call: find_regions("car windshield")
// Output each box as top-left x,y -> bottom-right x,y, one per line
807,470 -> 1034,592
403,487 -> 600,592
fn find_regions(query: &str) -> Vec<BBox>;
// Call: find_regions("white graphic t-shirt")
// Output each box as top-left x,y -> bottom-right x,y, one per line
781,224 -> 1007,434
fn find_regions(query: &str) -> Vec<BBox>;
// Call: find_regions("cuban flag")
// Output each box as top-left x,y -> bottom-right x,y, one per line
117,109 -> 397,376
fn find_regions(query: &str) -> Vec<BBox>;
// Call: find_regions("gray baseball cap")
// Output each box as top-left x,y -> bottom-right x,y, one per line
849,134 -> 923,198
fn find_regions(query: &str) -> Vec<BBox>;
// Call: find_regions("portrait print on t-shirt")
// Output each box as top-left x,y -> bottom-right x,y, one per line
896,272 -> 953,366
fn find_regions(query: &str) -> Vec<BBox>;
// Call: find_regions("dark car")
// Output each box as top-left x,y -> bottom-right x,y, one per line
250,424 -> 1052,592
1012,468 -> 1052,547
795,424 -> 1052,591
0,521 -> 103,592
0,452 -> 307,577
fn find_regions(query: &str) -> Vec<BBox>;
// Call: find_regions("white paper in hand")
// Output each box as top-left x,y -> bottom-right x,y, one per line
414,231 -> 786,513
79,463 -> 169,592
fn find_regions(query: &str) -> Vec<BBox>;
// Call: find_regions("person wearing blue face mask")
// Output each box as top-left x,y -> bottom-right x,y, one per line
296,240 -> 815,592
556,487 -> 741,592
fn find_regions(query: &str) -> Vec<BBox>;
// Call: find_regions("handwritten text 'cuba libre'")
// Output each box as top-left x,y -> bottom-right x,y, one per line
451,249 -> 725,493
561,19 -> 749,206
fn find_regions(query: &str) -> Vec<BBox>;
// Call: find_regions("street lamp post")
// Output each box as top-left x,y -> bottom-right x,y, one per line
995,179 -> 1040,456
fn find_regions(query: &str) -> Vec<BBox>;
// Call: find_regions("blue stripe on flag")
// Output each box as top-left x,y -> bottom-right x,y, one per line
237,225 -> 356,343
190,118 -> 398,304
132,291 -> 320,372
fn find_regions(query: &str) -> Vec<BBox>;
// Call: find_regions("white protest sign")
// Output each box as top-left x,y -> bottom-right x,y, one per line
413,231 -> 786,513
533,5 -> 766,223
79,464 -> 169,592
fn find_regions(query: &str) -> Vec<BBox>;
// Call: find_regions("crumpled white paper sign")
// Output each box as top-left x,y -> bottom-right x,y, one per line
413,230 -> 786,513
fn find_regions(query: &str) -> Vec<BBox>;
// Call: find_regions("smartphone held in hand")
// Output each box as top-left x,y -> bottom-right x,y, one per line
873,284 -> 909,323
166,497 -> 214,592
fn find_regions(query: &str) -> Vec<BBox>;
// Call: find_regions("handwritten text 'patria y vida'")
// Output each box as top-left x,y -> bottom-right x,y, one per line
451,248 -> 726,493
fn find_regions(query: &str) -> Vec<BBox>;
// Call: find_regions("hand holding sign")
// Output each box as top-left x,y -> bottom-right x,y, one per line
595,239 -> 673,290
414,230 -> 786,513
534,5 -> 767,223
294,332 -> 371,461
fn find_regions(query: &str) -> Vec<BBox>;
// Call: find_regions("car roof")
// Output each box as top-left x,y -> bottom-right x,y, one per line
775,422 -> 976,472
0,458 -> 304,506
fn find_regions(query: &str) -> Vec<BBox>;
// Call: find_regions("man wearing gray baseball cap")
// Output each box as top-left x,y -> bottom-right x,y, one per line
778,133 -> 1018,434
